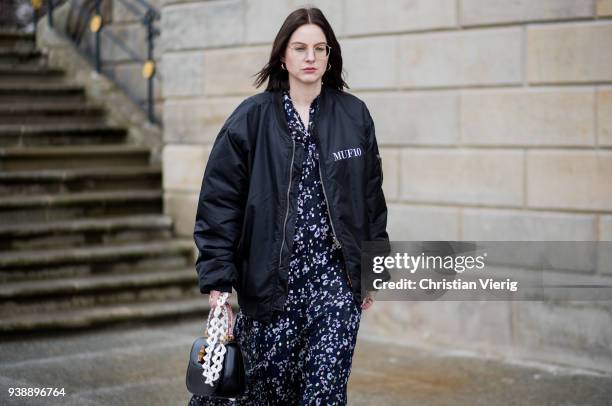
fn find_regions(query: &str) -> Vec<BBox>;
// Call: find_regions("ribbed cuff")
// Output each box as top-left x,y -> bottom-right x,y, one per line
211,285 -> 233,293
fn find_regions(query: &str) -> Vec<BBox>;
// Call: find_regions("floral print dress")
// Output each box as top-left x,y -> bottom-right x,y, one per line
188,89 -> 362,406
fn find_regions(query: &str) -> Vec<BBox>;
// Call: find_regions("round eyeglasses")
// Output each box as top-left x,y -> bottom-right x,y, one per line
288,43 -> 331,59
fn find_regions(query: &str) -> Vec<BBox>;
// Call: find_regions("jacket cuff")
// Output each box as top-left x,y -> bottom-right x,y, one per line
200,284 -> 233,294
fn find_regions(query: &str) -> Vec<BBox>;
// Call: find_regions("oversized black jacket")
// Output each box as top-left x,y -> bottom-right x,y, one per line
193,84 -> 391,323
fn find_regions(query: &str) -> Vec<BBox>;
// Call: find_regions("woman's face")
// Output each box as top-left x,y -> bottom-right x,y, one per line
281,24 -> 329,87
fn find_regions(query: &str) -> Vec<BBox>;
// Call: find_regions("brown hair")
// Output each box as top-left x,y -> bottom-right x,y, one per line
252,7 -> 349,92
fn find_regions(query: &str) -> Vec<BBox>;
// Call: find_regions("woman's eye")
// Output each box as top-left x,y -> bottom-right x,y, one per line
295,47 -> 305,51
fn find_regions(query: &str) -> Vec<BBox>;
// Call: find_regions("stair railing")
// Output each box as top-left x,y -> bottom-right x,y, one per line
32,0 -> 161,125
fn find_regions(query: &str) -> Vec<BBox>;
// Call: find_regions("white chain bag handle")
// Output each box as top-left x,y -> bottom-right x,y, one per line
201,292 -> 231,386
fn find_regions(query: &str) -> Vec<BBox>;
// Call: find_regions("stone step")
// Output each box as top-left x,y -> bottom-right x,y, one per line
0,44 -> 39,54
0,65 -> 65,84
0,214 -> 173,251
0,268 -> 199,318
0,272 -> 202,325
0,238 -> 194,272
0,189 -> 163,225
0,123 -> 127,147
0,64 -> 62,75
0,31 -> 35,48
1,253 -> 192,286
0,165 -> 162,195
0,241 -> 194,288
0,101 -> 105,124
0,296 -> 210,334
0,144 -> 151,170
0,46 -> 44,65
0,83 -> 85,103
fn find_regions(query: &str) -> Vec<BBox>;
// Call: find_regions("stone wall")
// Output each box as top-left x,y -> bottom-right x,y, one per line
160,0 -> 612,373
102,0 -> 163,121
37,0 -> 164,123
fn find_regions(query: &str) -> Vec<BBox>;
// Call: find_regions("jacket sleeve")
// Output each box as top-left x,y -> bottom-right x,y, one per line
363,104 -> 392,289
193,123 -> 249,295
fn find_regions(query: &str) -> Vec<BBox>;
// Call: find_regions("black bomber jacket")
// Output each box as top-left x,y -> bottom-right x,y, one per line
193,84 -> 391,323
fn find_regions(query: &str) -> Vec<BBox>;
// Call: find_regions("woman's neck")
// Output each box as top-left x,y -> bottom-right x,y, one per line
288,79 -> 322,108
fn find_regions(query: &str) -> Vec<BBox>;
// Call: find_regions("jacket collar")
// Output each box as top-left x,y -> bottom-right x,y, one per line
272,84 -> 329,139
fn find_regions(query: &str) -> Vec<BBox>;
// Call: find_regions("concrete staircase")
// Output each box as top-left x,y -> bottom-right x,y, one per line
0,30 -> 208,335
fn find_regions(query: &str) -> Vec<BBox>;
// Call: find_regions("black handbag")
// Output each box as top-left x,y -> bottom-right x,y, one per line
186,302 -> 247,400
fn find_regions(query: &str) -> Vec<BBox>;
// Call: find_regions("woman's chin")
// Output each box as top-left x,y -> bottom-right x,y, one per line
296,75 -> 323,85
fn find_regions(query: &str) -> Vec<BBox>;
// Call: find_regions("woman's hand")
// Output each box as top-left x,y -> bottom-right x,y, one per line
361,290 -> 377,310
208,290 -> 234,337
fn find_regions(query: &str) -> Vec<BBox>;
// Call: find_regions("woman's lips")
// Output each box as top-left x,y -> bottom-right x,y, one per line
303,68 -> 317,73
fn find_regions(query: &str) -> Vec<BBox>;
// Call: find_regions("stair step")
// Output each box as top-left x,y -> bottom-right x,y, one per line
0,268 -> 199,320
0,101 -> 105,124
0,165 -> 160,181
0,189 -> 163,225
0,100 -> 101,111
0,31 -> 35,48
0,214 -> 173,251
0,144 -> 151,170
0,124 -> 127,147
0,189 -> 163,209
0,83 -> 83,92
0,64 -> 62,76
0,165 -> 162,195
0,46 -> 38,54
0,268 -> 196,300
0,238 -> 194,270
0,123 -> 123,133
0,65 -> 64,84
0,297 -> 212,334
0,100 -> 102,111
0,214 -> 172,237
0,83 -> 85,103
0,47 -> 43,64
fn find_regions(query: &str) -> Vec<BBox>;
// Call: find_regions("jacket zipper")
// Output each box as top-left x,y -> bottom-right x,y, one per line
312,126 -> 353,289
278,138 -> 296,283
317,159 -> 353,288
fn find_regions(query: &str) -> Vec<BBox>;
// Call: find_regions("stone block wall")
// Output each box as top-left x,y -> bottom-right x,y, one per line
100,0 -> 163,121
46,0 -> 164,121
160,0 -> 612,373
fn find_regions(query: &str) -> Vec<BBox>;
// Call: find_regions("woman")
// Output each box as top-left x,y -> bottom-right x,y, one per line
189,6 -> 389,406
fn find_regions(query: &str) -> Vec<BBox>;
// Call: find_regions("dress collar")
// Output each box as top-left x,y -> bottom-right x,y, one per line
282,89 -> 321,110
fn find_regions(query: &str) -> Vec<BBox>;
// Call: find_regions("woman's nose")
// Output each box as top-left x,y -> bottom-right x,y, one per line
305,49 -> 315,61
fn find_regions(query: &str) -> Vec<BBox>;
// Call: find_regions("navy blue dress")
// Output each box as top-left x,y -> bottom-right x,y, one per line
189,89 -> 362,406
